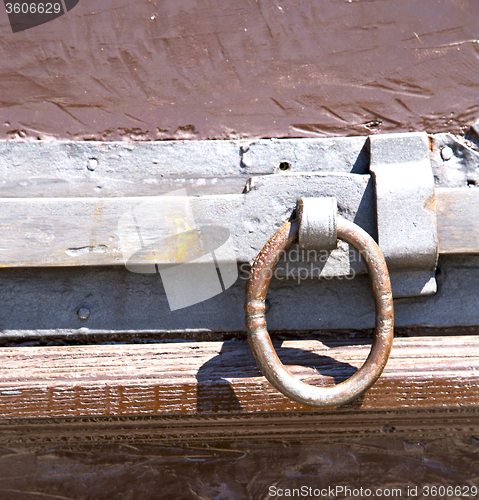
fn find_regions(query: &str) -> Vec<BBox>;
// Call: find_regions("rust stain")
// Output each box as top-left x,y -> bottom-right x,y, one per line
424,193 -> 436,213
93,203 -> 104,221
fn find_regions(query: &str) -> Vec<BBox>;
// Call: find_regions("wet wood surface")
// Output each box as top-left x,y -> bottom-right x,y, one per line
0,335 -> 478,498
0,432 -> 477,499
1,335 -> 478,419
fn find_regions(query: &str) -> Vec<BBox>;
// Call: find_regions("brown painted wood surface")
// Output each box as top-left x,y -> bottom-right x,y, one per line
1,0 -> 479,140
0,433 -> 477,499
1,335 -> 478,419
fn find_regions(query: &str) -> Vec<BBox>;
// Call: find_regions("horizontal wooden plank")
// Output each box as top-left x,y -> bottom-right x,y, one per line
1,407 -> 479,444
0,336 -> 478,419
1,417 -> 479,499
437,188 -> 479,254
0,186 -> 475,269
0,173 -> 374,272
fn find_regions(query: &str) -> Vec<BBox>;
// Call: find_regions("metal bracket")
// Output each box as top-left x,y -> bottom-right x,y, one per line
0,133 -> 460,300
0,134 -> 479,336
275,133 -> 439,297
369,132 -> 438,297
297,197 -> 338,251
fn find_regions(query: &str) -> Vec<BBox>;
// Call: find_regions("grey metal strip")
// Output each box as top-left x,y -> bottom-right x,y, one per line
0,255 -> 476,338
0,133 -> 477,335
0,137 -> 369,198
0,134 -> 477,296
369,132 -> 438,297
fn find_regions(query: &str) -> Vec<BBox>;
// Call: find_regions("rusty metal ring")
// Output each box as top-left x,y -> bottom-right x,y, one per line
245,217 -> 394,408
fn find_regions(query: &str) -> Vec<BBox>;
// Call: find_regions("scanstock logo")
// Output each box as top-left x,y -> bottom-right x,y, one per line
118,189 -> 238,311
3,0 -> 79,32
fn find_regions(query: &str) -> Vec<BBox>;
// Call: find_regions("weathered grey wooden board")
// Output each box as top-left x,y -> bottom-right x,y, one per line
437,188 -> 479,254
0,336 -> 478,419
0,173 -> 374,273
0,187 -> 474,270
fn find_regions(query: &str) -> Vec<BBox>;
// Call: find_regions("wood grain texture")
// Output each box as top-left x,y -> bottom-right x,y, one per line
3,407 -> 479,445
436,188 -> 479,254
0,187 -> 476,268
1,336 -> 478,419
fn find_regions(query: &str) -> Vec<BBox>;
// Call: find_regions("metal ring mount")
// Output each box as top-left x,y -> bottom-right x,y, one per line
244,217 -> 394,408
